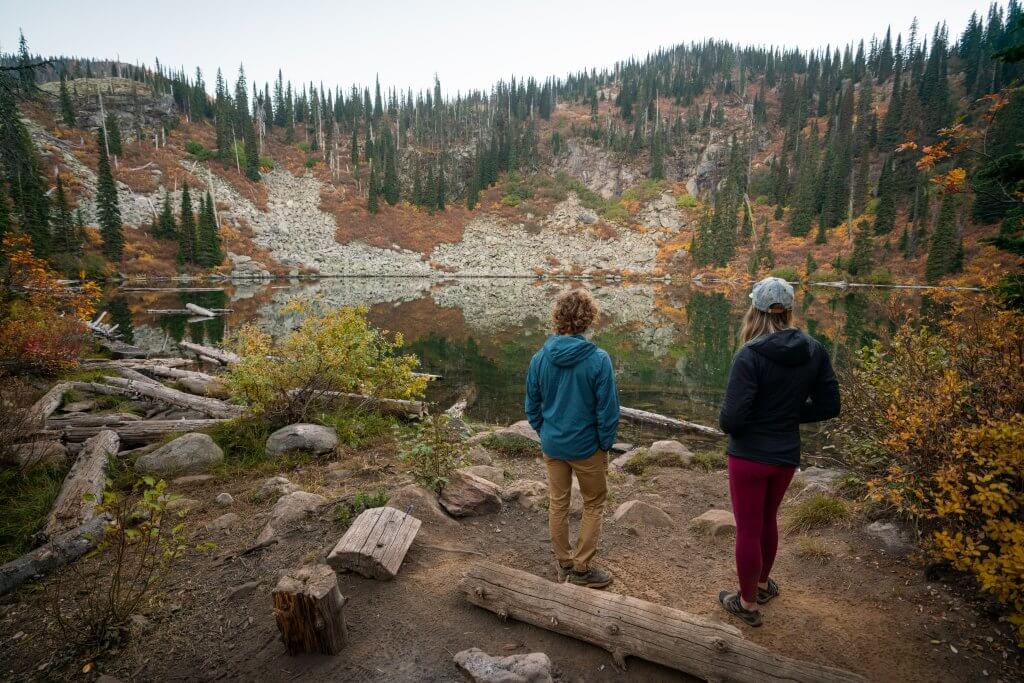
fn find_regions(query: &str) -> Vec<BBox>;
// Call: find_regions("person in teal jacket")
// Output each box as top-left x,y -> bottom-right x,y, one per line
525,288 -> 619,589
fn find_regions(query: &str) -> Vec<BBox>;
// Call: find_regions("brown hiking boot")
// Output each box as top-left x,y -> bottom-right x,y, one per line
566,565 -> 613,589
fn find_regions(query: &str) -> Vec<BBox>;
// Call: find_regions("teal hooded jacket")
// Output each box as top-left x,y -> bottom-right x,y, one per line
524,334 -> 620,460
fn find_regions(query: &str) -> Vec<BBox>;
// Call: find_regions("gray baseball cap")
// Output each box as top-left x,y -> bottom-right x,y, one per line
749,276 -> 795,312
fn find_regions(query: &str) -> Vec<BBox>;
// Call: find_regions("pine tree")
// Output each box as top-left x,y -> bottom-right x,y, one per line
436,156 -> 446,211
196,191 -> 223,266
748,221 -> 776,275
1,81 -> 50,255
788,126 -> 820,236
367,163 -> 380,213
805,250 -> 818,276
649,130 -> 665,180
0,182 -> 9,247
59,71 -> 76,127
177,183 -> 197,264
105,113 -> 122,156
350,126 -> 359,168
925,192 -> 961,282
740,201 -> 753,243
873,155 -> 897,235
155,189 -> 176,239
848,219 -> 874,275
95,128 -> 123,260
52,173 -> 78,254
383,127 -> 399,205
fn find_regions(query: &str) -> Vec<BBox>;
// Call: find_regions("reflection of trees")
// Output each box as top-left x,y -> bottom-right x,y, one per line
106,296 -> 134,344
684,292 -> 734,405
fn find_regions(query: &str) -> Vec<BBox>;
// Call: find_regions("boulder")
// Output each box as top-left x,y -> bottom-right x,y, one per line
610,442 -> 633,454
502,479 -> 548,512
387,484 -> 457,527
439,470 -> 503,517
215,492 -> 234,507
256,476 -> 300,501
648,440 -> 693,465
864,521 -> 913,554
610,447 -> 645,471
495,420 -> 541,444
612,500 -> 674,528
207,512 -> 240,531
255,490 -> 327,544
467,446 -> 495,466
453,647 -> 553,683
135,433 -> 224,476
798,466 -> 845,489
461,465 -> 505,487
265,423 -> 338,457
690,509 -> 737,537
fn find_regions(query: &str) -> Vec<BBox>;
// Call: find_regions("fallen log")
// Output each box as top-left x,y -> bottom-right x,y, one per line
121,287 -> 225,292
94,337 -> 148,359
80,358 -> 192,369
47,412 -> 142,428
62,419 -> 226,445
620,406 -> 724,438
27,382 -> 72,426
139,365 -> 228,398
326,506 -> 421,580
145,308 -> 233,315
116,366 -> 162,385
178,341 -> 240,365
460,562 -> 864,683
0,513 -> 112,596
102,376 -> 245,419
139,365 -> 217,382
272,564 -> 347,655
288,389 -> 427,418
184,302 -> 216,318
44,430 -> 119,539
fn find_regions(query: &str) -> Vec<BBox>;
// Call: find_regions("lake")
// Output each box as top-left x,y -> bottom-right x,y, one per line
108,278 -> 930,434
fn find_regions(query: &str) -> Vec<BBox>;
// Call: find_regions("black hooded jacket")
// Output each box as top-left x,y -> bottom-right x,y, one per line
718,328 -> 840,467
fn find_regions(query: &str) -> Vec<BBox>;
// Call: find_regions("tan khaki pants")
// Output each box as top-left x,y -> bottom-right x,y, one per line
545,449 -> 607,572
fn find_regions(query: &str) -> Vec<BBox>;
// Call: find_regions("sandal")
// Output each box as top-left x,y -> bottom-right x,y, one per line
757,577 -> 780,605
718,591 -> 762,627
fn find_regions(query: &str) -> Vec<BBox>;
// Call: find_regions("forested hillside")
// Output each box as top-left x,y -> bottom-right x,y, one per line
1,2 -> 1022,286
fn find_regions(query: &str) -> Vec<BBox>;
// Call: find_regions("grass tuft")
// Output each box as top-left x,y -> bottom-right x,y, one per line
784,493 -> 849,534
0,464 -> 68,563
480,433 -> 541,459
795,535 -> 834,564
690,450 -> 727,471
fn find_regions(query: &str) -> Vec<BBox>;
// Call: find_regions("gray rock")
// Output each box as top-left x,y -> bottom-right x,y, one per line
439,470 -> 503,517
461,465 -> 505,487
613,500 -> 675,528
388,484 -> 457,527
165,497 -> 199,514
864,521 -> 913,554
207,512 -> 239,531
256,491 -> 327,544
610,442 -> 633,454
502,479 -> 548,511
648,440 -> 693,465
172,474 -> 215,486
798,466 -> 846,489
215,492 -> 234,507
453,647 -> 553,683
135,433 -> 223,476
610,447 -> 645,470
690,509 -> 737,537
495,420 -> 540,444
255,476 -> 300,501
265,423 -> 338,457
467,446 -> 495,466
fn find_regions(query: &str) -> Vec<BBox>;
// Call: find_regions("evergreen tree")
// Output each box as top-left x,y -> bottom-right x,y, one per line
805,250 -> 818,276
0,182 -> 9,247
788,126 -> 820,236
105,113 -> 122,156
383,127 -> 399,205
177,182 -> 197,264
196,191 -> 223,266
748,221 -> 776,275
848,219 -> 874,275
873,155 -> 897,234
350,126 -> 358,168
436,156 -> 446,211
925,192 -> 962,282
155,189 -> 176,239
649,130 -> 665,180
59,71 -> 76,127
52,173 -> 78,254
740,201 -> 753,243
95,128 -> 123,260
814,217 -> 828,244
1,81 -> 50,255
367,163 -> 380,213
412,160 -> 423,206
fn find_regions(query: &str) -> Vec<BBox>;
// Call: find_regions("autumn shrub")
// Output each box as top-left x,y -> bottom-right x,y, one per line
675,193 -> 698,209
832,293 -> 1024,643
224,302 -> 427,426
398,414 -> 466,492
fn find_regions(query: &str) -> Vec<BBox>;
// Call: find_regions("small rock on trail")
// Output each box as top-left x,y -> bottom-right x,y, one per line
690,509 -> 737,537
256,490 -> 327,544
439,470 -> 503,517
453,647 -> 553,683
461,465 -> 505,487
256,476 -> 300,501
388,484 -> 457,527
648,439 -> 693,465
612,500 -> 675,528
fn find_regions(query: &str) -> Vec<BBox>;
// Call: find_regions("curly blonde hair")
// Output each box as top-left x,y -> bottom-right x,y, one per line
552,289 -> 599,335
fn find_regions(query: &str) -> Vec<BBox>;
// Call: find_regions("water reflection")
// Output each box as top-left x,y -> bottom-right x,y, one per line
111,278 -> 934,427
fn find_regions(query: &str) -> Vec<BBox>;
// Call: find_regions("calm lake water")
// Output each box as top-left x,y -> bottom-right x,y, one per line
108,278 -> 933,434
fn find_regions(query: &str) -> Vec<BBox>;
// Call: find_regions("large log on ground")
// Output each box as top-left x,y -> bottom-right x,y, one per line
326,506 -> 421,580
94,337 -> 149,359
80,358 -> 192,369
460,562 -> 864,683
184,302 -> 216,318
27,382 -> 72,426
138,366 -> 227,398
47,412 -> 141,429
102,376 -> 245,419
272,564 -> 348,655
145,308 -> 233,315
0,513 -> 111,595
62,419 -> 226,445
116,366 -> 162,385
290,390 -> 427,419
178,341 -> 240,365
44,430 -> 119,539
620,406 -> 724,438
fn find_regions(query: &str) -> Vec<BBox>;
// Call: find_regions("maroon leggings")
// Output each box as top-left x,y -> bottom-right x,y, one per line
727,455 -> 796,603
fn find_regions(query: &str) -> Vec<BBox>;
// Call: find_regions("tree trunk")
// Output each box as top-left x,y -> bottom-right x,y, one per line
44,430 -> 119,539
272,564 -> 348,655
619,406 -> 723,438
178,341 -> 240,365
61,419 -> 227,445
327,506 -> 421,580
102,376 -> 245,419
0,513 -> 112,596
460,562 -> 864,683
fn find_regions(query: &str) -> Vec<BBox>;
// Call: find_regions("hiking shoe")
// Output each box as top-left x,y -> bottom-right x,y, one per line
566,565 -> 613,589
555,562 -> 573,582
757,577 -> 780,605
718,591 -> 762,627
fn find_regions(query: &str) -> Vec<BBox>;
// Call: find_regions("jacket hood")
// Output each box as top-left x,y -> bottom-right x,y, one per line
747,328 -> 813,367
543,334 -> 598,367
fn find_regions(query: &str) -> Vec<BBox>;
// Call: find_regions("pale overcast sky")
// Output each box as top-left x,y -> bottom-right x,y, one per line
0,0 -> 997,96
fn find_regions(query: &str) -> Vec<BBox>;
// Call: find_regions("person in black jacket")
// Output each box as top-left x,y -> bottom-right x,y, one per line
716,277 -> 840,627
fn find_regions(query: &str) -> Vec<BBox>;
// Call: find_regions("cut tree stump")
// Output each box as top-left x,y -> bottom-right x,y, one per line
272,564 -> 347,655
327,506 -> 421,580
44,430 -> 119,539
460,562 -> 864,683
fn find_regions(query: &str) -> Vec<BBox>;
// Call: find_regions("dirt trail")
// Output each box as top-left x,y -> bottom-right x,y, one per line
0,448 -> 1018,682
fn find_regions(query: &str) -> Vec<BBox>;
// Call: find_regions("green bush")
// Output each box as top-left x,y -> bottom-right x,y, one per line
480,432 -> 542,459
317,410 -> 396,448
336,489 -> 390,528
399,415 -> 466,492
185,140 -> 215,161
769,266 -> 800,282
305,156 -> 319,168
297,142 -> 312,153
675,194 -> 698,208
864,268 -> 893,285
621,179 -> 666,204
259,155 -> 275,170
754,195 -> 769,205
0,463 -> 67,563
784,494 -> 848,533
